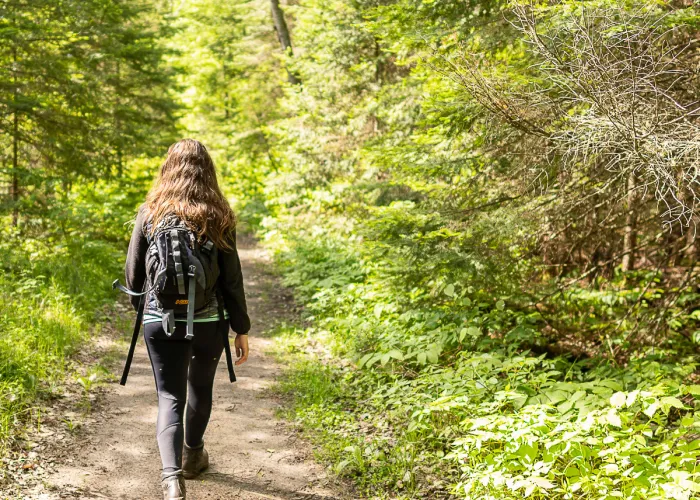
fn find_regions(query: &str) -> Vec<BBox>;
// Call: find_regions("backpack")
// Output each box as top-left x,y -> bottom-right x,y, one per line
112,217 -> 237,386
116,217 -> 219,340
143,218 -> 220,338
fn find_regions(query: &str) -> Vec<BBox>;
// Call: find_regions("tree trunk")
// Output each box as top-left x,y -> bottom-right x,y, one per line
116,59 -> 123,178
11,144 -> 18,227
686,218 -> 697,261
11,42 -> 19,227
222,56 -> 229,119
374,39 -> 382,84
621,171 -> 637,272
270,0 -> 300,85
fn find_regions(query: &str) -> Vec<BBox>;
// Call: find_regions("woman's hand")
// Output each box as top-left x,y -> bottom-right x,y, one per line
234,334 -> 249,366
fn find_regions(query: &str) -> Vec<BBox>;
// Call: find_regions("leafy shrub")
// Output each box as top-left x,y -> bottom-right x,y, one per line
264,213 -> 700,499
0,171 -> 149,450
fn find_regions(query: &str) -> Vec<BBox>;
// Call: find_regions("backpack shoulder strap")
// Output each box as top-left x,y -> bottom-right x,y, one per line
215,288 -> 236,383
120,287 -> 146,386
171,229 -> 187,295
185,265 -> 196,340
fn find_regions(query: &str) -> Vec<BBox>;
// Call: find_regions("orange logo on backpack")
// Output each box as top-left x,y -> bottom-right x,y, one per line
175,299 -> 189,305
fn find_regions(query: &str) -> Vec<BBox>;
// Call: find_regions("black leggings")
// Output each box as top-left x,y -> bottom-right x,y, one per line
144,319 -> 226,474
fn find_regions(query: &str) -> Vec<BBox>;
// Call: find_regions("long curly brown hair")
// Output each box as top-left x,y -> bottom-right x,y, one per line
145,139 -> 236,250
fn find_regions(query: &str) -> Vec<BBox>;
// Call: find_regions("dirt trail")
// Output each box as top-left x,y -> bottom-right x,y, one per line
25,238 -> 344,500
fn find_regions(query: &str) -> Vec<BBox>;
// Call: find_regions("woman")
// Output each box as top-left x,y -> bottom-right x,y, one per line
124,139 -> 250,500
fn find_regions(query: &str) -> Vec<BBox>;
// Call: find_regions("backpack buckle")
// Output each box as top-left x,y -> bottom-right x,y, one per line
188,265 -> 196,277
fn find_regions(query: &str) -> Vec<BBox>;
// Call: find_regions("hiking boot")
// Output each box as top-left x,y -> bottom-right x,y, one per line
161,474 -> 186,500
182,443 -> 209,479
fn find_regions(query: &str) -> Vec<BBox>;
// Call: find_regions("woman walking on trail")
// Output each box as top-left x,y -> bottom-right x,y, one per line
124,139 -> 250,500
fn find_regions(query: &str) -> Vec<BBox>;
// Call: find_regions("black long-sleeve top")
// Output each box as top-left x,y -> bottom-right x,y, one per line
124,206 -> 251,335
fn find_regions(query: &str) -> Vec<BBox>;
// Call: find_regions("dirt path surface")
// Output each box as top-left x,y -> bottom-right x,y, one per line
19,238 -> 344,500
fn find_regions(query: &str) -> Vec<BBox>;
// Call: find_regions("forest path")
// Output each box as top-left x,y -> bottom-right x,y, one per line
30,237 -> 343,500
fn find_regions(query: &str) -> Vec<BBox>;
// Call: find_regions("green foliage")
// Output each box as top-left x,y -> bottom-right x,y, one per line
0,161 -> 150,450
0,0 -> 178,221
0,0 -> 695,498
169,0 -> 282,209
267,221 -> 700,499
0,0 -> 178,455
174,0 -> 700,495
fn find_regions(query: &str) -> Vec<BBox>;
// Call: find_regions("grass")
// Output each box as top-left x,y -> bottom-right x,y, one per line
270,325 -> 456,498
0,229 -> 126,452
0,172 -> 150,453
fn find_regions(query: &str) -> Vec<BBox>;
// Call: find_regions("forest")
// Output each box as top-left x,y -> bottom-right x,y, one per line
1,0 -> 699,498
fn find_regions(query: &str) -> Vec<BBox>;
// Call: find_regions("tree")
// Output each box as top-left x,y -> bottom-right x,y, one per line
0,0 -> 178,224
270,0 -> 300,84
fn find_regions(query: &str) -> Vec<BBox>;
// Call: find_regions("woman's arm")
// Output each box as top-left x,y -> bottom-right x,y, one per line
124,207 -> 148,310
218,230 -> 251,335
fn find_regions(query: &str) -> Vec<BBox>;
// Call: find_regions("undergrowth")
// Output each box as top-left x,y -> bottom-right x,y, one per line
265,216 -> 700,499
0,165 -> 151,452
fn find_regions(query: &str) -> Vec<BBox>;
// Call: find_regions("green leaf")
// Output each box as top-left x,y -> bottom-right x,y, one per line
602,463 -> 619,475
610,392 -> 626,408
336,460 -> 351,473
644,401 -> 659,418
606,409 -> 622,427
543,389 -> 567,404
495,299 -> 505,310
512,394 -> 527,410
531,477 -> 554,489
459,328 -> 468,342
558,400 -> 574,414
466,326 -> 481,338
358,352 -> 373,368
387,349 -> 403,361
570,391 -> 587,403
365,355 -> 380,368
598,380 -> 623,391
444,284 -> 455,297
660,396 -> 685,411
517,443 -> 538,462
681,416 -> 695,427
564,466 -> 580,477
685,385 -> 700,396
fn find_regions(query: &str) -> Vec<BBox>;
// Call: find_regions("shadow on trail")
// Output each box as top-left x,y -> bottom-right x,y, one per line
203,471 -> 340,500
